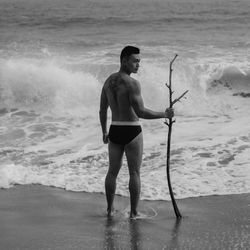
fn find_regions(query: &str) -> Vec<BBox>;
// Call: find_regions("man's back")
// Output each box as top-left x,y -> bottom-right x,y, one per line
104,72 -> 139,122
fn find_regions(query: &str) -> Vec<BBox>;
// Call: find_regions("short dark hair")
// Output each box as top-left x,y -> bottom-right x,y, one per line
120,46 -> 140,63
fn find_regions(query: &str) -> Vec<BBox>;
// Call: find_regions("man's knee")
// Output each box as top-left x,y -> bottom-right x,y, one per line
107,170 -> 119,179
129,169 -> 140,177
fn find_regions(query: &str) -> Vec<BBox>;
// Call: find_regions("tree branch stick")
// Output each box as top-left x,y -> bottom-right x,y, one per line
165,54 -> 187,219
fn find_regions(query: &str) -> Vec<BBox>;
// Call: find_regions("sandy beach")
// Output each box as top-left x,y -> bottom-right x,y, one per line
0,185 -> 249,250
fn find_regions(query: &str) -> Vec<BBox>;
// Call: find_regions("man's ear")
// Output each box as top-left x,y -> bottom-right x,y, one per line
121,56 -> 129,64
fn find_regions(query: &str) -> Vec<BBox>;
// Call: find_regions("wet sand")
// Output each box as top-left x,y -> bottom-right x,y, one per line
0,185 -> 249,250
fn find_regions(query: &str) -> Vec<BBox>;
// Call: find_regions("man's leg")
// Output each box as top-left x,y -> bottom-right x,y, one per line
105,142 -> 124,216
125,132 -> 143,218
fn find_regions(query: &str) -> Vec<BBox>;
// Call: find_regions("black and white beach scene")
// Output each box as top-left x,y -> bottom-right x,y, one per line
0,0 -> 249,249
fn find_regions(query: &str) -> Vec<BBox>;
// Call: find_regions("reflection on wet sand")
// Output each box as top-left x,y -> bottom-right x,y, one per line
129,220 -> 142,250
103,216 -> 182,250
104,218 -> 116,250
166,218 -> 182,249
103,217 -> 142,250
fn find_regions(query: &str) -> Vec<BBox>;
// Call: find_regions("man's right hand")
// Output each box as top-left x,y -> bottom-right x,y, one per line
103,133 -> 109,144
165,108 -> 174,119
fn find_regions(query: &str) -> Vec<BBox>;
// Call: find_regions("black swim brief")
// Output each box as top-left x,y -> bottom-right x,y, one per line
108,121 -> 142,146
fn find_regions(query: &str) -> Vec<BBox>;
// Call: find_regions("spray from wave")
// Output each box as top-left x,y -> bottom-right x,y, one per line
0,58 -> 100,116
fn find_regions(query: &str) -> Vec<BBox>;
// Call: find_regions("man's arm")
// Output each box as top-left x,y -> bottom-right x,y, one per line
99,85 -> 109,143
129,80 -> 173,119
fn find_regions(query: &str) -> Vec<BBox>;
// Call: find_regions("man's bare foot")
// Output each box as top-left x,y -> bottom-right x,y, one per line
130,211 -> 148,220
130,210 -> 138,219
107,208 -> 116,217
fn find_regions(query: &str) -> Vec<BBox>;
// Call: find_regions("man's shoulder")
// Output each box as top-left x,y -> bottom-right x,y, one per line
118,74 -> 140,95
118,74 -> 139,87
126,76 -> 140,89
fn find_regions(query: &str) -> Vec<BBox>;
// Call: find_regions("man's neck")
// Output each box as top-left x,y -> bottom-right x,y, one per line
119,67 -> 131,76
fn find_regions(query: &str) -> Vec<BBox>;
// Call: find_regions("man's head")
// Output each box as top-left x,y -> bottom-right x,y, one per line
120,46 -> 140,74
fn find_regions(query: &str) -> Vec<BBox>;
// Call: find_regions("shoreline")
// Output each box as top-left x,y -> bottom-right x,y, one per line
0,185 -> 249,250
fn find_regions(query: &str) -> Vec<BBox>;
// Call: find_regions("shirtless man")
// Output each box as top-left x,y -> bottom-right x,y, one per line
99,46 -> 174,218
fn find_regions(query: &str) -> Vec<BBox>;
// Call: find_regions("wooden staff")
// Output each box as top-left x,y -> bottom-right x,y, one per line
165,54 -> 188,218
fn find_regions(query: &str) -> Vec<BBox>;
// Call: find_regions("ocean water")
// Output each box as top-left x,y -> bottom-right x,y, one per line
0,0 -> 250,200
